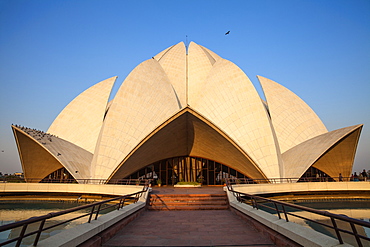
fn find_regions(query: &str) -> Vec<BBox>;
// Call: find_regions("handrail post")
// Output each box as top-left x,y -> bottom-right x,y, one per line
330,217 -> 343,244
253,197 -> 258,209
16,224 -> 28,247
350,222 -> 363,247
274,202 -> 281,219
118,198 -> 123,209
250,196 -> 254,208
95,204 -> 102,220
282,205 -> 289,222
33,219 -> 46,246
88,205 -> 95,223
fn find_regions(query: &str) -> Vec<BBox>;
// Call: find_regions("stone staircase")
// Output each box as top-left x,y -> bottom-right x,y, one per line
147,193 -> 229,210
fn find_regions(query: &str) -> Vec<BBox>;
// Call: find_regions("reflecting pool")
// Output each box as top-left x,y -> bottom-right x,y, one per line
0,201 -> 111,247
277,200 -> 370,246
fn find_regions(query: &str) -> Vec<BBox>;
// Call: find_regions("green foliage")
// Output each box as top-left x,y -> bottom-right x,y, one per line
4,175 -> 24,183
176,181 -> 201,185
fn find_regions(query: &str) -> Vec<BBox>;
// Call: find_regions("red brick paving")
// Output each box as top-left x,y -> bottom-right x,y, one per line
103,187 -> 277,246
103,210 -> 277,246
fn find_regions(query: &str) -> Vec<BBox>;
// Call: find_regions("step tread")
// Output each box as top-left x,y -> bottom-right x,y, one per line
151,194 -> 226,197
147,193 -> 229,211
150,201 -> 228,206
150,196 -> 227,200
148,205 -> 229,210
150,199 -> 226,202
149,198 -> 227,202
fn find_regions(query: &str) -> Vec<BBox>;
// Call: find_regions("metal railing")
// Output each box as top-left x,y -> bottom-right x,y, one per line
2,176 -> 368,184
227,176 -> 369,184
225,180 -> 370,247
0,177 -> 152,185
0,183 -> 149,247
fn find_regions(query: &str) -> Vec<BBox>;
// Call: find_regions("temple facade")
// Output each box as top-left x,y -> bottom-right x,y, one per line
12,42 -> 362,184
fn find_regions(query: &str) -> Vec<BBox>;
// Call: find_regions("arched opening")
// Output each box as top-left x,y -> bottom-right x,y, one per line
298,166 -> 334,182
40,167 -> 76,183
121,156 -> 254,185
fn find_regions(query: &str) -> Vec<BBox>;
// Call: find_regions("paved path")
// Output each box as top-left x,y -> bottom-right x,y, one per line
103,186 -> 276,247
103,210 -> 276,246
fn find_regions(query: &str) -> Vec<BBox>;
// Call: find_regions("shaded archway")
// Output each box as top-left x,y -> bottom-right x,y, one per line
40,167 -> 76,183
298,166 -> 334,182
108,108 -> 267,182
122,156 -> 254,185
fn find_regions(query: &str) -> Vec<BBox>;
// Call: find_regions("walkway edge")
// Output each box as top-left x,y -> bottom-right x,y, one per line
226,190 -> 353,247
34,191 -> 148,247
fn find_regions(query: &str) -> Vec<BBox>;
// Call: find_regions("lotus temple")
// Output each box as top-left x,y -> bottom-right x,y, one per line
12,42 -> 363,185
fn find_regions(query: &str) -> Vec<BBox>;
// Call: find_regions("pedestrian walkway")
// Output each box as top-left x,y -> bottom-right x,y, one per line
103,210 -> 276,246
103,186 -> 277,246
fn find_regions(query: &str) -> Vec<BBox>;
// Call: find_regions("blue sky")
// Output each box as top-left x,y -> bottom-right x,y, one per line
0,0 -> 369,175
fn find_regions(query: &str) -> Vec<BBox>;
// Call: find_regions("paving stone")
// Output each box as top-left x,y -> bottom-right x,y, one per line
103,210 -> 277,246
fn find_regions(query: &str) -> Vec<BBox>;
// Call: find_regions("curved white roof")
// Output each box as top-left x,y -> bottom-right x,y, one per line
191,58 -> 282,178
12,126 -> 92,182
258,75 -> 327,153
91,59 -> 180,179
15,41 -> 362,183
154,42 -> 187,108
48,76 -> 116,153
282,124 -> 362,179
187,42 -> 215,106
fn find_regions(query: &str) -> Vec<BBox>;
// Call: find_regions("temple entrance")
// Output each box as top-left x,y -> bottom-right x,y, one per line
40,167 -> 76,183
123,156 -> 253,185
299,166 -> 334,182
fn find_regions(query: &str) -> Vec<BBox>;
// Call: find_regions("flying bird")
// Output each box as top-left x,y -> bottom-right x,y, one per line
225,31 -> 230,35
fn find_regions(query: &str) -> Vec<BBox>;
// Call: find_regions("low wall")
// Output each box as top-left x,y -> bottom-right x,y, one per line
226,190 -> 353,247
232,181 -> 370,195
0,183 -> 143,196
